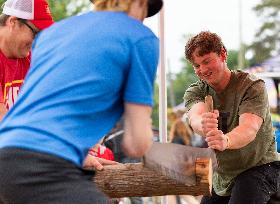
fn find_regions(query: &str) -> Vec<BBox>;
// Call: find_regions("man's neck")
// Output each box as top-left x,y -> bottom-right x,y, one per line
0,30 -> 13,58
213,68 -> 232,93
128,0 -> 147,21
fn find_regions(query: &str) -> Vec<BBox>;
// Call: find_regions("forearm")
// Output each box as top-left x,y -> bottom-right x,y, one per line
206,113 -> 262,151
123,119 -> 153,157
122,103 -> 153,158
188,115 -> 204,136
226,124 -> 257,149
187,102 -> 207,136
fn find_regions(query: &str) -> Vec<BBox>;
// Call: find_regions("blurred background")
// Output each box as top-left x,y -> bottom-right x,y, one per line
0,0 -> 278,203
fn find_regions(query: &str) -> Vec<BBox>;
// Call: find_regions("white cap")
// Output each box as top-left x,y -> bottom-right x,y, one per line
3,0 -> 34,20
2,0 -> 54,30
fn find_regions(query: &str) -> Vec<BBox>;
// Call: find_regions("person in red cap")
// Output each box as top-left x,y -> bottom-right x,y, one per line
0,0 -> 53,118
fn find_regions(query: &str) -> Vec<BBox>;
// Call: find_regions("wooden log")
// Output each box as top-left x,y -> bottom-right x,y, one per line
93,158 -> 212,198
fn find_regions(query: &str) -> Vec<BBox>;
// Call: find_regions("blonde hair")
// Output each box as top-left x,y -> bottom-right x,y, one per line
94,0 -> 133,13
169,119 -> 193,145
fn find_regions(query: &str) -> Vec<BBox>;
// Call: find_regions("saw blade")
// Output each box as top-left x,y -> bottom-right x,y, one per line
143,142 -> 217,186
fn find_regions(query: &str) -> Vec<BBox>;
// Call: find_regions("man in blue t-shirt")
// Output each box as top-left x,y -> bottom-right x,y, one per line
0,0 -> 163,203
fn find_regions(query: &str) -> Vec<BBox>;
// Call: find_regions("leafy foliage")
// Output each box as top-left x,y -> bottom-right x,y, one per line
248,0 -> 280,64
48,0 -> 91,21
227,50 -> 239,70
167,59 -> 197,106
0,0 -> 4,9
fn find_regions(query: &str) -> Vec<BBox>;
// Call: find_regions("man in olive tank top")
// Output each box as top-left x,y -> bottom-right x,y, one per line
184,31 -> 280,204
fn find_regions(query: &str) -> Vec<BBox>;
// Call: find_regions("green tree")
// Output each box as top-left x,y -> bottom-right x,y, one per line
248,0 -> 280,64
0,1 -> 4,9
227,50 -> 239,69
48,0 -> 91,21
167,59 -> 197,107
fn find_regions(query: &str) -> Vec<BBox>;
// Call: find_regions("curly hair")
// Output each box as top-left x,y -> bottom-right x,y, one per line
93,0 -> 132,13
185,31 -> 227,63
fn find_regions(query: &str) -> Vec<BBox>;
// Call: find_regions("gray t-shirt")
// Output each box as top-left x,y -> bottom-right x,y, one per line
184,70 -> 280,196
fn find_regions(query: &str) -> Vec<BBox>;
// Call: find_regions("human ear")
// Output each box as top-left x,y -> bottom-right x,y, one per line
220,47 -> 227,61
5,16 -> 18,31
6,16 -> 17,26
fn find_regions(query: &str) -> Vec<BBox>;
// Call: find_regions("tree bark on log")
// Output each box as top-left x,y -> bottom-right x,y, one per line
94,158 -> 212,198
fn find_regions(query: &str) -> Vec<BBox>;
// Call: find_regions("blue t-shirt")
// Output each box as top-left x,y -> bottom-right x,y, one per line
0,12 -> 159,166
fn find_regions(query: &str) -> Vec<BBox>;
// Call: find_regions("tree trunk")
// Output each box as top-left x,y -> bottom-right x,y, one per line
93,158 -> 212,198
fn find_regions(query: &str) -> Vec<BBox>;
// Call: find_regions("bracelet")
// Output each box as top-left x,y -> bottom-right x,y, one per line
225,135 -> 230,149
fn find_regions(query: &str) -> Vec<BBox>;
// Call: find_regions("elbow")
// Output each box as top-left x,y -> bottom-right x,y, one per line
248,125 -> 260,143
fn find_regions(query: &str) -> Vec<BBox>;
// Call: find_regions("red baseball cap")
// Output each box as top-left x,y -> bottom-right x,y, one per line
3,0 -> 54,30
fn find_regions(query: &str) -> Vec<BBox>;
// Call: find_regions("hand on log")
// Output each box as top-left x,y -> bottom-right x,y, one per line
94,158 -> 212,198
83,155 -> 118,170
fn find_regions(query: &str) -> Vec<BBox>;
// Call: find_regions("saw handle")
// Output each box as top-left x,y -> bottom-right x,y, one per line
205,95 -> 213,112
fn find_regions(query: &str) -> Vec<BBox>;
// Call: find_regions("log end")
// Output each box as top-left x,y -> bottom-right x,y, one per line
195,158 -> 212,195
